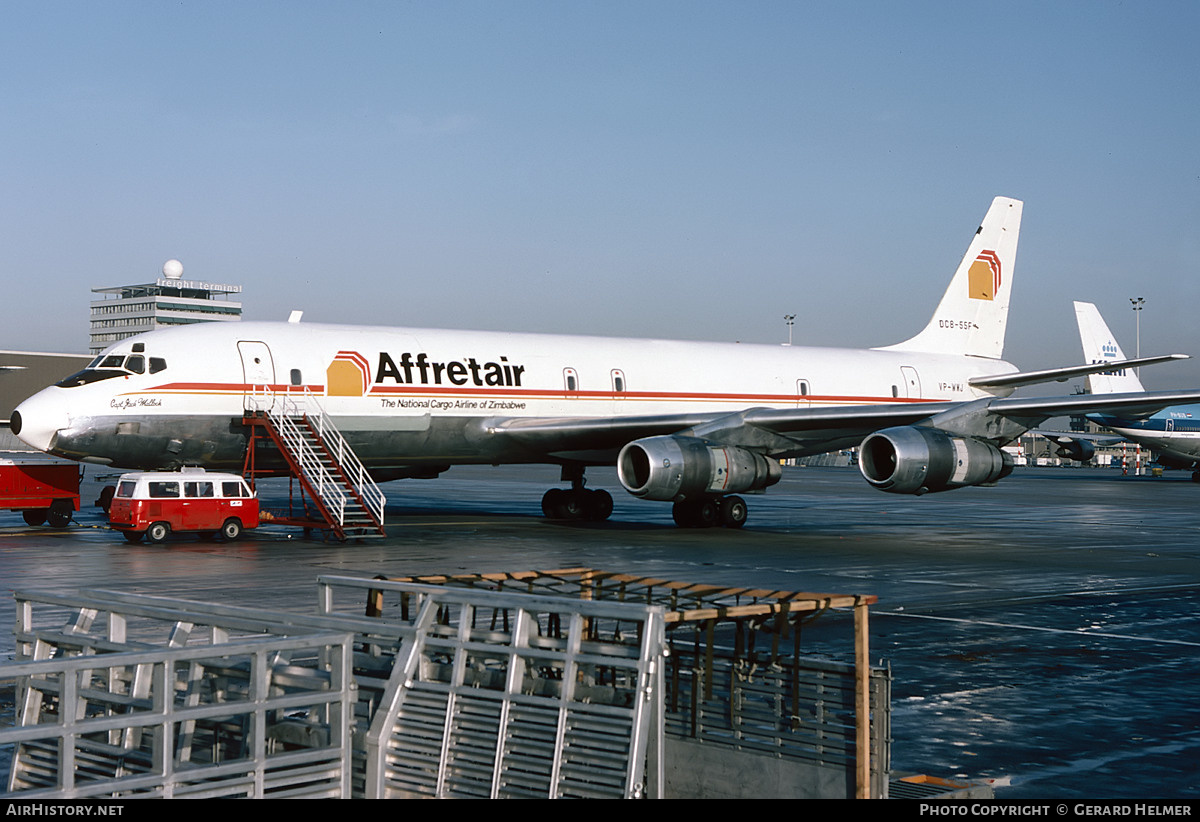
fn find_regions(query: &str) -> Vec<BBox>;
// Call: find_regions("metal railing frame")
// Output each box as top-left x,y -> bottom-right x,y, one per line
2,632 -> 354,799
246,386 -> 386,532
317,575 -> 667,799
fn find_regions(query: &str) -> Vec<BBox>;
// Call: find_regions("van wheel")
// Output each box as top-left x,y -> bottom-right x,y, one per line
47,500 -> 73,528
22,509 -> 47,527
146,522 -> 170,544
221,518 -> 243,541
123,531 -> 144,544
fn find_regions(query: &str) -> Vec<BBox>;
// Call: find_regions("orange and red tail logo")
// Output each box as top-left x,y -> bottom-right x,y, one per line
326,351 -> 371,397
967,250 -> 1002,301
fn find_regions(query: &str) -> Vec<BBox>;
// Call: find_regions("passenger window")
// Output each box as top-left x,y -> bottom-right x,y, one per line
116,481 -> 136,498
149,357 -> 167,374
184,482 -> 214,498
222,481 -> 245,497
148,482 -> 179,498
125,355 -> 145,374
290,369 -> 302,386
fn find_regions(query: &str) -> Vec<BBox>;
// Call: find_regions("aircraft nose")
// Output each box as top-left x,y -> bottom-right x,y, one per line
11,389 -> 70,453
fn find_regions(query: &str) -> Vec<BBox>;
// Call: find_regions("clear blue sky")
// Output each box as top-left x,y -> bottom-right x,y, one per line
2,1 -> 1197,389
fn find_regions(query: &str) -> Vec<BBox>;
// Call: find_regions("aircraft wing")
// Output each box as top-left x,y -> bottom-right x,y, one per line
488,402 -> 957,459
968,354 -> 1188,390
487,390 -> 1200,460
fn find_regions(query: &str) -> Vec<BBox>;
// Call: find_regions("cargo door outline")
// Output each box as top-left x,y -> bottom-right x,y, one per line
238,341 -> 277,411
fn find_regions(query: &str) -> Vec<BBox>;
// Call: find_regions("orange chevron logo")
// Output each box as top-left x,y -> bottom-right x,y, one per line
967,250 -> 1002,301
326,350 -> 371,397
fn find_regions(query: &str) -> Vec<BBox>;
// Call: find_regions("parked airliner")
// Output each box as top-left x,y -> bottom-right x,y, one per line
12,198 -> 1198,527
1075,301 -> 1200,480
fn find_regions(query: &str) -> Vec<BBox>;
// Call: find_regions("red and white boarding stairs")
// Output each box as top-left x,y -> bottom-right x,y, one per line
242,387 -> 386,540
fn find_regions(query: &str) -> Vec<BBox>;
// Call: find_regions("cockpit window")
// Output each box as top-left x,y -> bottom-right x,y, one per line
55,369 -> 127,388
54,351 -> 166,387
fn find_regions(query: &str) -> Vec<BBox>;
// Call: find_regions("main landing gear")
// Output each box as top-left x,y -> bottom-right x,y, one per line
540,467 -> 750,528
672,495 -> 748,529
541,466 -> 614,522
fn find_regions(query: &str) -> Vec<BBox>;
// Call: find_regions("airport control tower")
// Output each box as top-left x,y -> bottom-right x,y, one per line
89,259 -> 242,355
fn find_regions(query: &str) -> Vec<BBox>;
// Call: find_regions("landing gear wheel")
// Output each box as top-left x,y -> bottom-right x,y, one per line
543,487 -> 613,522
146,521 -> 170,544
560,490 -> 587,519
672,499 -> 719,528
586,489 -> 614,521
542,488 -> 567,518
696,499 -> 719,527
123,531 -> 144,544
718,496 -> 748,529
22,509 -> 47,527
221,518 -> 243,541
47,500 -> 73,528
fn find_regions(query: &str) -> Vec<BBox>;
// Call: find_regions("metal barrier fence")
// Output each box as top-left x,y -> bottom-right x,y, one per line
2,631 -> 353,798
2,578 -> 667,799
317,575 -> 666,798
2,572 -> 885,799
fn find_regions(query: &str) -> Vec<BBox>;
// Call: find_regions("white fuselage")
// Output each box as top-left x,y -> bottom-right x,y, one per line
13,320 -> 1018,471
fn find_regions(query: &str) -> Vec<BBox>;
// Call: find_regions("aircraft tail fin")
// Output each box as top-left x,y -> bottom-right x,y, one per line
879,196 -> 1023,359
1074,301 -> 1145,393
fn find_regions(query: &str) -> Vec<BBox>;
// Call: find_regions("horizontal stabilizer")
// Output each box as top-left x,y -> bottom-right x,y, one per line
989,389 -> 1200,421
968,354 -> 1189,391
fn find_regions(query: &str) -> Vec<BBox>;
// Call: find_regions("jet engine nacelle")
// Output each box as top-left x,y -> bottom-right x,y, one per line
617,435 -> 782,501
1052,438 -> 1095,462
859,426 -> 1013,495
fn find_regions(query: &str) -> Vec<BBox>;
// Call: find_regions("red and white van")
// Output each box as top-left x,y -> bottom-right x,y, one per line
108,469 -> 259,543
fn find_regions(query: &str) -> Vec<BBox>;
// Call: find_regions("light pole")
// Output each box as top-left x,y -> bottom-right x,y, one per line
1130,297 -> 1144,375
784,315 -> 795,346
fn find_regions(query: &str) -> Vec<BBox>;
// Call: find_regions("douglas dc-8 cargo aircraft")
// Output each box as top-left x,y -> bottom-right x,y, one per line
12,197 -> 1199,528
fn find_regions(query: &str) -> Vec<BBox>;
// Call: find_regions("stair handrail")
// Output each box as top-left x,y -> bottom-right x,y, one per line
253,385 -> 351,526
275,388 -> 386,529
270,405 -> 350,525
299,388 -> 387,527
246,385 -> 386,534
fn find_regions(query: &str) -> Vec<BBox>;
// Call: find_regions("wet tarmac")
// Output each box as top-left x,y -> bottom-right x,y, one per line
1,463 -> 1197,800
